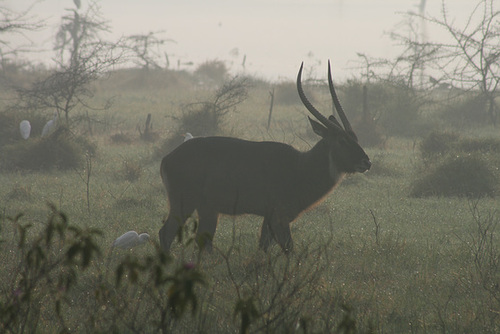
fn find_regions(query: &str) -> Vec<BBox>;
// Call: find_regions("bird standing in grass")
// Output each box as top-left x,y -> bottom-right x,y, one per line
184,132 -> 194,142
19,120 -> 31,139
41,112 -> 58,137
113,231 -> 150,249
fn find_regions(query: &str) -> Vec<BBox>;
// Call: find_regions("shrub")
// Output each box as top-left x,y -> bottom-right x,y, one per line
101,68 -> 195,92
414,131 -> 500,197
410,155 -> 498,198
342,80 -> 428,138
0,206 -> 102,333
437,94 -> 490,128
194,60 -> 228,85
180,76 -> 248,136
0,206 -> 206,333
457,137 -> 500,154
377,86 -> 425,137
419,131 -> 460,162
0,112 -> 19,146
178,103 -> 219,137
0,126 -> 96,171
0,111 -> 48,146
420,131 -> 500,163
155,76 -> 249,159
353,114 -> 385,148
367,153 -> 400,177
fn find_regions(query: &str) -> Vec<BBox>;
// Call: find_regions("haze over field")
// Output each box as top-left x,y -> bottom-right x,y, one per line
8,0 -> 475,81
2,0 -> 500,332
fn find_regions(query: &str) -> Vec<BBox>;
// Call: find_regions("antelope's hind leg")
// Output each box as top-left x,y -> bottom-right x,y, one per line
259,215 -> 276,252
196,208 -> 218,252
159,202 -> 194,252
159,217 -> 179,252
272,222 -> 293,253
260,211 -> 293,253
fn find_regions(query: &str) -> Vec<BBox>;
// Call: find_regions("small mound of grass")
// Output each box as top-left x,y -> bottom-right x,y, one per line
110,132 -> 133,144
457,137 -> 500,154
437,94 -> 490,127
410,155 -> 497,198
122,160 -> 142,182
0,126 -> 96,171
5,184 -> 33,201
0,111 -> 48,145
420,131 -> 500,162
419,131 -> 460,161
364,153 -> 400,177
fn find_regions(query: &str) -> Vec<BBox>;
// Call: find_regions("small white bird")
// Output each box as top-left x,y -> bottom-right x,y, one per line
183,132 -> 194,142
41,112 -> 58,137
19,120 -> 31,140
112,231 -> 150,249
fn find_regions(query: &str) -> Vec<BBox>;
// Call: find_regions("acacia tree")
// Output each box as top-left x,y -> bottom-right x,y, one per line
387,13 -> 440,90
18,44 -> 118,125
16,0 -> 121,126
399,0 -> 500,124
123,30 -> 176,70
434,0 -> 499,124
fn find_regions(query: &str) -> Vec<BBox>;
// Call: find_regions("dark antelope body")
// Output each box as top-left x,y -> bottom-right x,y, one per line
160,61 -> 371,252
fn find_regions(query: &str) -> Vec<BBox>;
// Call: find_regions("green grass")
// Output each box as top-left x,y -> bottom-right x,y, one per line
1,73 -> 499,333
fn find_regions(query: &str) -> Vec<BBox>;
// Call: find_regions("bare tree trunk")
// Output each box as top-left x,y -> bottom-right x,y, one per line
267,88 -> 275,131
145,113 -> 152,134
86,110 -> 93,136
362,85 -> 369,120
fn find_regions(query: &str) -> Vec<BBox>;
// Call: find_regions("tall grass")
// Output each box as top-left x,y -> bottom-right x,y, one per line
0,70 -> 499,332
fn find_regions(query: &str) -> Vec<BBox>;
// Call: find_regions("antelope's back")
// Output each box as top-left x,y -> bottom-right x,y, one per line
161,136 -> 301,215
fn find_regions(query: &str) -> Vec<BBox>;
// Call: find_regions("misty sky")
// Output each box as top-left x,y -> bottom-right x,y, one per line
8,0 -> 477,81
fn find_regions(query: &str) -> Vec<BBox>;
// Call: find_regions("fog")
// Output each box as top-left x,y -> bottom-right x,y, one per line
9,0 -> 475,80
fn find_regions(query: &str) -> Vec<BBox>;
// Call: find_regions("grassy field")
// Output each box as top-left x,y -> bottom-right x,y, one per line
1,70 -> 499,333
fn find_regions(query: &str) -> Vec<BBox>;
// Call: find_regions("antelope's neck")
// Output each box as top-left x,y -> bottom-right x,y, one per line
300,140 -> 344,194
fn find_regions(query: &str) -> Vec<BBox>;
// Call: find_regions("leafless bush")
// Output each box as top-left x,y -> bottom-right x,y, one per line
180,76 -> 249,135
391,0 -> 500,125
468,201 -> 500,287
156,76 -> 249,159
194,60 -> 229,85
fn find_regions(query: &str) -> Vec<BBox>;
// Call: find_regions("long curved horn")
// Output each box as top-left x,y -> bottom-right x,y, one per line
297,62 -> 341,131
327,60 -> 354,133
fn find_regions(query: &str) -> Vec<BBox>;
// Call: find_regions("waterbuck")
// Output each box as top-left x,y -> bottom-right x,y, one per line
159,61 -> 371,252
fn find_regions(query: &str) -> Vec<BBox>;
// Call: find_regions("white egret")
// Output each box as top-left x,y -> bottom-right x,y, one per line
19,120 -> 31,139
41,112 -> 58,137
183,132 -> 194,142
112,231 -> 150,249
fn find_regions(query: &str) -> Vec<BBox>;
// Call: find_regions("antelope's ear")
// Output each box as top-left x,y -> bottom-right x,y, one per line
328,115 -> 342,128
308,117 -> 328,138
